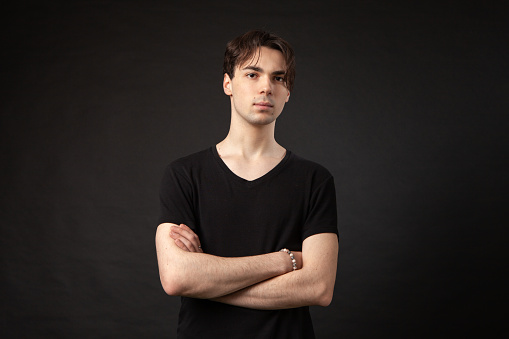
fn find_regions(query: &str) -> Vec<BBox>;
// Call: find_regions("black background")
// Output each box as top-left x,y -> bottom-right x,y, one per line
2,1 -> 507,338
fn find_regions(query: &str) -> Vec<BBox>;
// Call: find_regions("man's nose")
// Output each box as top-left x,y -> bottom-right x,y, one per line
259,75 -> 272,95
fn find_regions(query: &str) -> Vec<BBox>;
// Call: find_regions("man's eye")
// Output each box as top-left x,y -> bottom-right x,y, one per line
275,76 -> 285,82
247,73 -> 257,78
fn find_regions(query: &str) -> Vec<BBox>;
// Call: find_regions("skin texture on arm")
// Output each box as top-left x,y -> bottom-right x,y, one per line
212,233 -> 339,310
155,223 -> 299,299
170,226 -> 338,310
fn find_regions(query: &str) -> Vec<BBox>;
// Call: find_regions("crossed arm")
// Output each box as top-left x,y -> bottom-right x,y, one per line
155,223 -> 338,310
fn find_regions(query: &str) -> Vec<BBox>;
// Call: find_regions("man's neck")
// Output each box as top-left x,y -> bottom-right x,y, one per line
217,122 -> 284,160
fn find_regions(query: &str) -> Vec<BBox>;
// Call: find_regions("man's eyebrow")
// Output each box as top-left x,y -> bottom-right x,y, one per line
242,66 -> 286,75
242,66 -> 263,72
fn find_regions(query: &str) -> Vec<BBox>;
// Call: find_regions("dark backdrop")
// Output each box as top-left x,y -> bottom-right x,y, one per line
2,1 -> 507,338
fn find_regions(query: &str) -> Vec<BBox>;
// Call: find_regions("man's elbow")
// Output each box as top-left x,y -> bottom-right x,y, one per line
160,272 -> 187,296
160,269 -> 208,298
317,290 -> 334,307
161,281 -> 180,297
156,223 -> 188,296
313,282 -> 334,307
160,273 -> 178,296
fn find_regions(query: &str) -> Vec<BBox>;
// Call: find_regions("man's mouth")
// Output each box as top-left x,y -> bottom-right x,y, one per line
254,101 -> 273,108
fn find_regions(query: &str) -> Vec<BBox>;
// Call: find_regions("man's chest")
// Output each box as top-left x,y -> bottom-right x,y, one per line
193,178 -> 307,256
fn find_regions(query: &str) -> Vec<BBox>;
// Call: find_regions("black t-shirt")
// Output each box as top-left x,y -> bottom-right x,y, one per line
159,147 -> 338,339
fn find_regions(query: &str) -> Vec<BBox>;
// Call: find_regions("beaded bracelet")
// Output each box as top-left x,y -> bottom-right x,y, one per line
280,248 -> 297,271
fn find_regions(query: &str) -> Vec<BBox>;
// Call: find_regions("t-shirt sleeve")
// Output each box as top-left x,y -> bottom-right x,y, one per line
302,175 -> 338,240
158,162 -> 197,228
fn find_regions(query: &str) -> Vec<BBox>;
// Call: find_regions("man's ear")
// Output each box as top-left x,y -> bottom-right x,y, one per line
285,89 -> 290,103
223,73 -> 232,96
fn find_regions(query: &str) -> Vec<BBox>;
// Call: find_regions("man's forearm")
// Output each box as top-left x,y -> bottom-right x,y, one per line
156,223 -> 294,299
213,233 -> 339,310
212,270 -> 323,310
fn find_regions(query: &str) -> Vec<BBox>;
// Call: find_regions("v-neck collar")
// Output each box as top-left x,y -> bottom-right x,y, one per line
210,146 -> 291,187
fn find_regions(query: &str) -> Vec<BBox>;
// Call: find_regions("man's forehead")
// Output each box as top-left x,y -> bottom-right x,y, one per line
237,47 -> 286,71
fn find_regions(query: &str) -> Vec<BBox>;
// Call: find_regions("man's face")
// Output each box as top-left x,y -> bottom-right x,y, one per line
223,46 -> 290,126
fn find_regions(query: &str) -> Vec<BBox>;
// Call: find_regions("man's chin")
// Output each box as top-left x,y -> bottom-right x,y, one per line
248,113 -> 279,126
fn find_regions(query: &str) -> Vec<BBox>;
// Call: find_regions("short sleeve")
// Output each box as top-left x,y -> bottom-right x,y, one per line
302,175 -> 338,240
158,162 -> 197,228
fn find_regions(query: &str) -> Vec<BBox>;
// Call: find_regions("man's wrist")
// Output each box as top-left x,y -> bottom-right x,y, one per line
279,248 -> 297,272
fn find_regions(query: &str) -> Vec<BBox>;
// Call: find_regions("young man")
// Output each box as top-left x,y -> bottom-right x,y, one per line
156,30 -> 338,338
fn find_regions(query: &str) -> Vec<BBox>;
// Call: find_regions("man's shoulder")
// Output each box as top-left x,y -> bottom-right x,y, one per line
163,147 -> 214,177
288,152 -> 333,179
170,147 -> 212,166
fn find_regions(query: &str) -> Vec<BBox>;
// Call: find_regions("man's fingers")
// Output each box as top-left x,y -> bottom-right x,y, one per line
175,234 -> 200,253
172,226 -> 199,245
170,225 -> 203,253
170,224 -> 202,251
179,223 -> 194,232
170,227 -> 192,252
179,224 -> 203,248
175,239 -> 190,252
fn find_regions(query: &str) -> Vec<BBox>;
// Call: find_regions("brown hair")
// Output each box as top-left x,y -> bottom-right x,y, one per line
223,30 -> 296,92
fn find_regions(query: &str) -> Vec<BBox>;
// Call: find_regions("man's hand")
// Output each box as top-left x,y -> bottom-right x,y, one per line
169,224 -> 203,253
